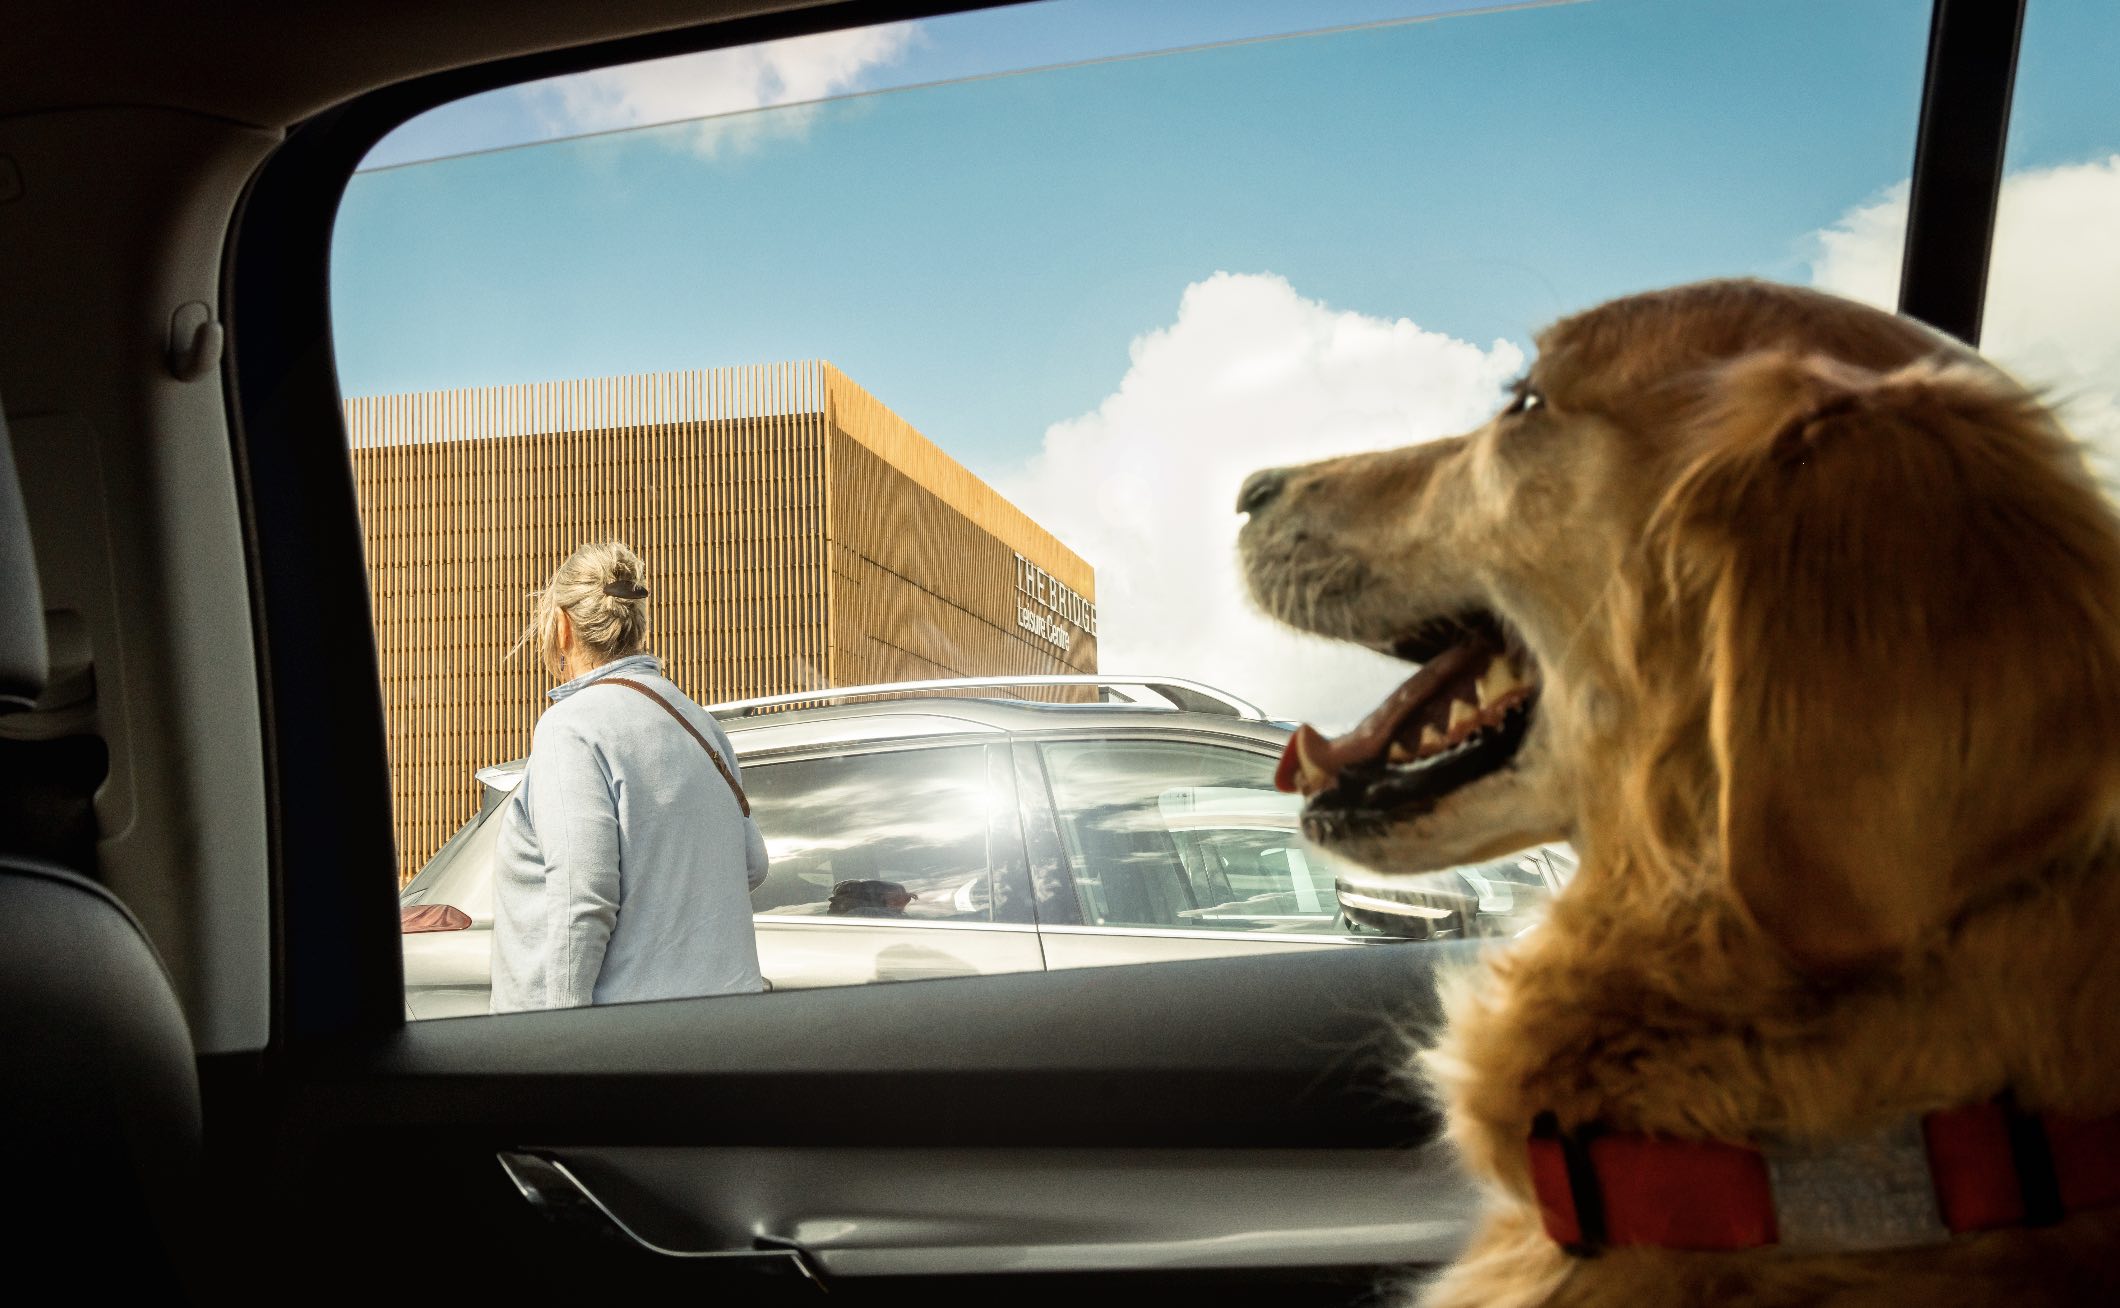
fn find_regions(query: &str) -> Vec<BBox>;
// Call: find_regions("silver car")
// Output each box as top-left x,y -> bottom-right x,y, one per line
399,675 -> 1572,1017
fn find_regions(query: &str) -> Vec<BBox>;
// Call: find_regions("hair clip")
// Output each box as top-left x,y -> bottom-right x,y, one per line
601,580 -> 649,599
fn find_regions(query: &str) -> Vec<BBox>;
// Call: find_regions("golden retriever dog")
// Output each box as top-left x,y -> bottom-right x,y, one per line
1237,280 -> 2120,1306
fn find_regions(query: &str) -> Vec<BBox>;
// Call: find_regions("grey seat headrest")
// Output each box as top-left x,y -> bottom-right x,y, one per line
0,404 -> 51,712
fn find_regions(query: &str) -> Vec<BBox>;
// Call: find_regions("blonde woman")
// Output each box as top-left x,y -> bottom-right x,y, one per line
491,542 -> 768,1012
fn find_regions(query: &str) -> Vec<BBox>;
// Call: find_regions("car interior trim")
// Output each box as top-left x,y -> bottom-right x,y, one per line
497,1150 -> 828,1283
539,1142 -> 1475,1276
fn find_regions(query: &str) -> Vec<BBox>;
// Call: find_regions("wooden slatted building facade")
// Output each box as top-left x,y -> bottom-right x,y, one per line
347,362 -> 1096,883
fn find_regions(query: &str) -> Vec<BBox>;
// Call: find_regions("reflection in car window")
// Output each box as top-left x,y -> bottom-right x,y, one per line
1042,740 -> 1356,934
747,747 -> 995,921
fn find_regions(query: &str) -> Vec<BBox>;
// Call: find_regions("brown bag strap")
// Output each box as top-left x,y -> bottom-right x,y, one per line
599,677 -> 751,816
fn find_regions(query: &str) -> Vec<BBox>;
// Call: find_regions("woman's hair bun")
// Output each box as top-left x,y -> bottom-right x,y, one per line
599,548 -> 648,599
515,541 -> 652,675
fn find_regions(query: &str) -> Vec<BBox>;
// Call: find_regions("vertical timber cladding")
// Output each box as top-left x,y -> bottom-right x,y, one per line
820,365 -> 1097,692
346,362 -> 1094,884
346,363 -> 833,884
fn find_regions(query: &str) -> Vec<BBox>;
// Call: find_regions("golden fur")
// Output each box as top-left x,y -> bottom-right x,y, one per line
1237,280 -> 2120,1305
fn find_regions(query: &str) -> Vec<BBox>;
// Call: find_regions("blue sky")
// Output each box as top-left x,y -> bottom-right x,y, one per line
2006,0 -> 2120,174
331,0 -> 1964,479
330,0 -> 2120,723
359,2 -> 1561,170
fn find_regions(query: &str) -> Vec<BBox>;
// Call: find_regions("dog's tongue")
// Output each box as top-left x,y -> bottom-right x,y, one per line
1274,638 -> 1494,797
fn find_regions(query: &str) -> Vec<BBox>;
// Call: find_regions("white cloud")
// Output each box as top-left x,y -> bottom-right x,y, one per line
1004,159 -> 2120,734
1806,180 -> 1909,313
525,23 -> 919,158
1810,155 -> 2120,478
1003,272 -> 1524,732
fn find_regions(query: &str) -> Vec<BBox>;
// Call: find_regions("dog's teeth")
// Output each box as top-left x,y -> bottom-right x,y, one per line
1448,699 -> 1477,731
1419,724 -> 1447,754
1388,740 -> 1416,763
1475,660 -> 1520,706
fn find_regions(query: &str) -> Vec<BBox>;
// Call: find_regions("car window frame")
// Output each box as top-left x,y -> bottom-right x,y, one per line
221,0 -> 2023,1055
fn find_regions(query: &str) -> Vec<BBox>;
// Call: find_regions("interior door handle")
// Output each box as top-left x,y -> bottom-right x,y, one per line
497,1151 -> 824,1290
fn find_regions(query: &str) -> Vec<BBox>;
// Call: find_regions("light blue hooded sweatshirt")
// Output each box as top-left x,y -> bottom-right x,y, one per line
491,653 -> 768,1012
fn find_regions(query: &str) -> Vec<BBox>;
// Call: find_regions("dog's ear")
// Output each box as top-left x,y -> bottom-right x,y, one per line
1656,351 -> 2120,972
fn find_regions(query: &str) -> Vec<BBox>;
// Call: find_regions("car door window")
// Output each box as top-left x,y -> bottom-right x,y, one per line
1041,739 -> 1356,935
746,745 -> 999,921
334,0 -> 1936,1014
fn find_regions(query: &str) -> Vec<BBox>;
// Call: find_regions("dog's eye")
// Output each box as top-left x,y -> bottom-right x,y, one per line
1504,384 -> 1545,417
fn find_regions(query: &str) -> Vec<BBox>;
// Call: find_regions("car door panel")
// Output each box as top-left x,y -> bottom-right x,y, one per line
264,942 -> 1471,1302
541,1141 -> 1473,1277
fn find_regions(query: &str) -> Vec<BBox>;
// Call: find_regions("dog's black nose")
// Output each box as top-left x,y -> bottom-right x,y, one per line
1236,468 -> 1288,515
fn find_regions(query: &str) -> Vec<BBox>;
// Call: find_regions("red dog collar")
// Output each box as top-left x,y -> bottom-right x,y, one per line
1528,1103 -> 2120,1254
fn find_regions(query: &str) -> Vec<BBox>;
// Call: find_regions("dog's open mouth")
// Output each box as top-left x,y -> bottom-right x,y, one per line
1275,611 -> 1540,835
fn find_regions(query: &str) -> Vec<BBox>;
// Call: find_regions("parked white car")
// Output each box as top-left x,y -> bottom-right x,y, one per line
400,675 -> 1573,1017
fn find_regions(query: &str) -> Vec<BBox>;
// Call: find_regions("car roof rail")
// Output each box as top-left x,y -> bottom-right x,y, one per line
706,675 -> 1267,721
